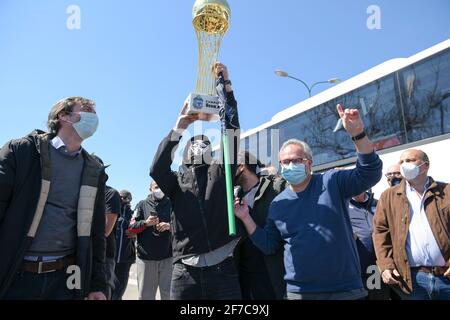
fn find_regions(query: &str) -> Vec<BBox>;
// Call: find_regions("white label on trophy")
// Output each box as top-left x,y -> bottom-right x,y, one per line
185,93 -> 221,122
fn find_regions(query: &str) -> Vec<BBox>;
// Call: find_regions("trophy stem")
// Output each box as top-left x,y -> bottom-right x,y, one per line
195,30 -> 223,96
222,132 -> 237,236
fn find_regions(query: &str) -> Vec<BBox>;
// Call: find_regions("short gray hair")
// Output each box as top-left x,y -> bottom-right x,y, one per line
279,139 -> 313,160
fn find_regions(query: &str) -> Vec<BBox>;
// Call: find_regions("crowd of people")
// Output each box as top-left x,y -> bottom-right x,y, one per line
0,62 -> 449,300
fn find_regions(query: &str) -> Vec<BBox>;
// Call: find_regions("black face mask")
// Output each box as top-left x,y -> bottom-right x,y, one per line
188,140 -> 211,165
389,177 -> 403,187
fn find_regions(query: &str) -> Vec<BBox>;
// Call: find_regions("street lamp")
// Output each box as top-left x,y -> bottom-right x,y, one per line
275,69 -> 341,97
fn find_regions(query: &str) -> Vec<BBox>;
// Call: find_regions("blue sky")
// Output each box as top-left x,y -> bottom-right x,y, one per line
0,0 -> 449,205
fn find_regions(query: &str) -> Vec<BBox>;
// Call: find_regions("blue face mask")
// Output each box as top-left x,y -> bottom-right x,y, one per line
72,112 -> 99,140
281,163 -> 308,185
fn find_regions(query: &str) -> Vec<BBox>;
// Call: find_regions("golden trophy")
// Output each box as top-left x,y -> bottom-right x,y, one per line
185,0 -> 231,121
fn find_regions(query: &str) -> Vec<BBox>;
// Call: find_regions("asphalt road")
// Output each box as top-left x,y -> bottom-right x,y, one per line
121,263 -> 161,300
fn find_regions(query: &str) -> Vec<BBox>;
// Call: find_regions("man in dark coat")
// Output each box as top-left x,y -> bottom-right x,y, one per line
233,151 -> 287,300
0,97 -> 107,300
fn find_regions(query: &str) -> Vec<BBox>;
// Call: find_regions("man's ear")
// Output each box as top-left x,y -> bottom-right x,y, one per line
308,160 -> 314,172
422,162 -> 430,173
235,164 -> 244,176
58,111 -> 69,122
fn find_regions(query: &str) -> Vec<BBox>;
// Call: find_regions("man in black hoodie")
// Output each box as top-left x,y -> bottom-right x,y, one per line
129,181 -> 172,300
150,62 -> 242,300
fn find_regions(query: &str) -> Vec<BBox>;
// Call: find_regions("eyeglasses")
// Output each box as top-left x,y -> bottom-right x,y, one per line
280,157 -> 310,167
385,171 -> 402,178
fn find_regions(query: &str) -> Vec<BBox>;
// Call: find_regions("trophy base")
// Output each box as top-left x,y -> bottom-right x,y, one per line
185,93 -> 221,122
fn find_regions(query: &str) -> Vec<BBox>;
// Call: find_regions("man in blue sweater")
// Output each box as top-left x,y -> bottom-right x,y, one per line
234,104 -> 383,300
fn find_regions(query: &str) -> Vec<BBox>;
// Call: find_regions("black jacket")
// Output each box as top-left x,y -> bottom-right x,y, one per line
234,175 -> 287,300
130,194 -> 172,261
115,203 -> 136,264
0,130 -> 107,298
150,90 -> 241,262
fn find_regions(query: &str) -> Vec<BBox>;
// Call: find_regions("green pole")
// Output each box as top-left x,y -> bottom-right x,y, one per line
222,132 -> 236,236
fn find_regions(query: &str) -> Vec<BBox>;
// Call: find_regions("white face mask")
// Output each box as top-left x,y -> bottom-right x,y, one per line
400,162 -> 426,181
73,112 -> 99,140
153,189 -> 164,200
64,112 -> 99,140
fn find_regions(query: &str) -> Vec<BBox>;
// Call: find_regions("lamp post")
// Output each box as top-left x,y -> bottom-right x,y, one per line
275,69 -> 341,97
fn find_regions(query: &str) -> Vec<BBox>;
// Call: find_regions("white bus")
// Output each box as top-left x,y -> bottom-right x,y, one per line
236,39 -> 450,197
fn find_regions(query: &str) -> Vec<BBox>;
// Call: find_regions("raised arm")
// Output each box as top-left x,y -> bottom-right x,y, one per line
150,103 -> 199,198
335,104 -> 383,198
337,104 -> 373,155
215,62 -> 240,178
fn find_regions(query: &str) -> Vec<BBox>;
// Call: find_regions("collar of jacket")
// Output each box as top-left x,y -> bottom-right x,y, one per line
254,176 -> 271,202
395,177 -> 442,202
31,130 -> 104,185
29,129 -> 52,153
31,131 -> 54,180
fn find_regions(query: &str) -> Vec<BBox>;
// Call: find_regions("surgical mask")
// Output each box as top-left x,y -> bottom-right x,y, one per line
400,162 -> 425,181
281,163 -> 308,185
153,189 -> 164,200
69,112 -> 99,140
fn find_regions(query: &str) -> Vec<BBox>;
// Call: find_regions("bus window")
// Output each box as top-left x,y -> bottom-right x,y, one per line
277,74 -> 405,167
401,49 -> 450,143
355,76 -> 405,151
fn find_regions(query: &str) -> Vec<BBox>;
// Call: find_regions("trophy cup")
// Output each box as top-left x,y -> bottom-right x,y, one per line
186,0 -> 237,235
185,0 -> 231,121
